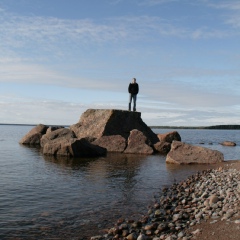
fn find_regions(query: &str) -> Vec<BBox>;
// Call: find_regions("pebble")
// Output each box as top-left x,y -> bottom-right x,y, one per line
90,167 -> 239,240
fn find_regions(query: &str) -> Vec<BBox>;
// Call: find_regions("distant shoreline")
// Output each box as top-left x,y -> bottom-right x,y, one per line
1,123 -> 240,130
150,125 -> 240,130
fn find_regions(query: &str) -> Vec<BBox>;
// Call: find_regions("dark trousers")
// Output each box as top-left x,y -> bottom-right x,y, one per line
129,94 -> 137,111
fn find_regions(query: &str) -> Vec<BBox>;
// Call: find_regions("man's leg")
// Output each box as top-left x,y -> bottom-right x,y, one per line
133,94 -> 137,111
129,94 -> 132,111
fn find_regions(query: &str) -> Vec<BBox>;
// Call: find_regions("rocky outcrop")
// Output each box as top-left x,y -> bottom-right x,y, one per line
166,141 -> 224,164
19,124 -> 48,145
220,141 -> 236,146
92,135 -> 127,153
157,131 -> 181,143
70,109 -> 159,145
124,129 -> 154,155
20,109 -> 161,156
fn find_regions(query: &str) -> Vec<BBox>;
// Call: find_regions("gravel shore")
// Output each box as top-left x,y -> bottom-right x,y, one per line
90,161 -> 240,240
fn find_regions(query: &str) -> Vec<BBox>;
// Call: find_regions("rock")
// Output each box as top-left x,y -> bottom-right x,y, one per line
124,129 -> 154,155
43,138 -> 106,157
166,141 -> 224,164
208,195 -> 219,205
126,232 -> 138,240
157,131 -> 181,143
154,141 -> 171,154
192,229 -> 201,235
46,126 -> 64,134
137,233 -> 146,240
220,141 -> 236,146
40,128 -> 76,147
92,135 -> 127,152
70,109 -> 159,144
19,124 -> 48,145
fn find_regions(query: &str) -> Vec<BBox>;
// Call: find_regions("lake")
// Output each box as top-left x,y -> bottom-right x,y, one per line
0,125 -> 239,239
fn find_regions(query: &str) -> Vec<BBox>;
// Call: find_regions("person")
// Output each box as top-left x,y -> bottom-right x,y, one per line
128,78 -> 139,111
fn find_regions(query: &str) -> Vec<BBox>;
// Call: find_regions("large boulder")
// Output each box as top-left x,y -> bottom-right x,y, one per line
166,141 -> 224,164
92,135 -> 127,153
43,138 -> 106,157
19,124 -> 48,145
70,109 -> 159,145
124,129 -> 154,155
157,131 -> 181,143
40,128 -> 76,147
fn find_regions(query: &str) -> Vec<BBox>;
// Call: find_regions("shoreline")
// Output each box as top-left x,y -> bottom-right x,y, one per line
90,160 -> 240,240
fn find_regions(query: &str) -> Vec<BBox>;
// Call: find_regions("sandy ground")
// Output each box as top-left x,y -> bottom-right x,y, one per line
185,160 -> 240,240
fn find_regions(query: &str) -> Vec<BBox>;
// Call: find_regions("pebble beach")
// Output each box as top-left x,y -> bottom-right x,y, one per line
90,161 -> 240,240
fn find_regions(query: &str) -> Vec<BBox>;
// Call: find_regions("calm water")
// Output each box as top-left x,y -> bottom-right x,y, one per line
0,125 -> 239,239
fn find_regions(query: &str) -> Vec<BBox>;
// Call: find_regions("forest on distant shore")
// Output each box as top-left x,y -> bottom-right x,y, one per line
151,125 -> 240,130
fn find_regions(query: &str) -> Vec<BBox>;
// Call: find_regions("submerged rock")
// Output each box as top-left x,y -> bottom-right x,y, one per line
220,141 -> 236,146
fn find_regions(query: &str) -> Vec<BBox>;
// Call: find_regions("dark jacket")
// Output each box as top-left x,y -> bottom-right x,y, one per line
128,83 -> 139,95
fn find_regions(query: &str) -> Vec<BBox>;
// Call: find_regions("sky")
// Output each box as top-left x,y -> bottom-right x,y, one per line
1,0 -> 240,126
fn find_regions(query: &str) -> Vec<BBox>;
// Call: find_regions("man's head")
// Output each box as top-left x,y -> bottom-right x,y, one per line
132,78 -> 136,83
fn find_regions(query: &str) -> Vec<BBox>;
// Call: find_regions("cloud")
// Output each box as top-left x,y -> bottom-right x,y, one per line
0,5 -> 236,58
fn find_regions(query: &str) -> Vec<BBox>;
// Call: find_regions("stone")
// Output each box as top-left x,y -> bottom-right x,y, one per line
220,141 -> 236,146
46,126 -> 64,134
92,135 -> 127,152
154,141 -> 171,154
137,233 -> 147,240
70,109 -> 159,144
19,124 -> 48,145
157,131 -> 181,143
208,195 -> 219,205
43,138 -> 106,157
126,232 -> 138,240
166,141 -> 224,164
40,128 -> 76,147
124,129 -> 154,155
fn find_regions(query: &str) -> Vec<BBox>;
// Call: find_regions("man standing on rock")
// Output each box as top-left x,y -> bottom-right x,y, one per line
128,78 -> 139,112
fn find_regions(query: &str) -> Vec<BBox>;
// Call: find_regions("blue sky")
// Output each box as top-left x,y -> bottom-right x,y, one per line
1,0 -> 240,126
